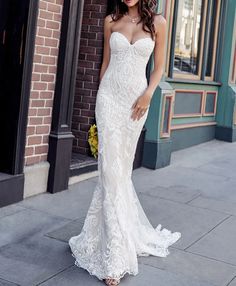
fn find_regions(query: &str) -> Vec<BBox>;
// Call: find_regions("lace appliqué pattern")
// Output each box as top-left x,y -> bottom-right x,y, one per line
68,31 -> 181,281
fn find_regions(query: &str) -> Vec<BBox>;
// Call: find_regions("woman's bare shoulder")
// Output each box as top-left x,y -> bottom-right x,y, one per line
104,14 -> 114,24
154,14 -> 167,25
153,13 -> 167,36
103,14 -> 115,31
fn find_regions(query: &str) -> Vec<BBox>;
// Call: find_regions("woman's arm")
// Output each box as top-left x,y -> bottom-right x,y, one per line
99,15 -> 113,82
131,14 -> 167,121
146,15 -> 167,96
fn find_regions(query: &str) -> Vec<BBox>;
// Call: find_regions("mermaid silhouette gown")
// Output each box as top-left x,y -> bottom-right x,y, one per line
68,31 -> 181,280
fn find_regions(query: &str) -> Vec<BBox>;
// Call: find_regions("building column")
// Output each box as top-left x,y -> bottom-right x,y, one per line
142,81 -> 174,169
215,0 -> 236,142
142,1 -> 174,169
47,0 -> 84,193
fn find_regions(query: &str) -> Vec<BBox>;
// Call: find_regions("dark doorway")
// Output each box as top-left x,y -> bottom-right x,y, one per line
0,0 -> 39,207
0,0 -> 30,174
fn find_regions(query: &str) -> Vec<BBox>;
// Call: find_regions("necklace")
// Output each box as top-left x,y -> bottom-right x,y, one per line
125,12 -> 140,23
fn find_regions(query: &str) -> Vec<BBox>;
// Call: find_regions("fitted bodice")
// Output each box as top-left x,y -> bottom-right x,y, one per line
98,31 -> 155,105
108,31 -> 155,76
110,31 -> 155,58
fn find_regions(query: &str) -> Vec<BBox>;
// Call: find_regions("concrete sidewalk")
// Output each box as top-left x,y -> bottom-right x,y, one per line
0,139 -> 236,286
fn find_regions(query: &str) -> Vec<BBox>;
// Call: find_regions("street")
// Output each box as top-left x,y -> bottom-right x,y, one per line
0,139 -> 236,286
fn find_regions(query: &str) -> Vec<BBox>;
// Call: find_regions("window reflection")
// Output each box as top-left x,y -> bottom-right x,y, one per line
174,0 -> 203,75
206,0 -> 218,78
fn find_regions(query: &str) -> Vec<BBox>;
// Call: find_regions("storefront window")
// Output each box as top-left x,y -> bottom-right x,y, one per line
205,0 -> 220,79
167,0 -> 221,81
174,0 -> 203,77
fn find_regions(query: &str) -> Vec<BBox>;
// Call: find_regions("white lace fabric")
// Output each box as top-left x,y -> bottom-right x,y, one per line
68,31 -> 181,281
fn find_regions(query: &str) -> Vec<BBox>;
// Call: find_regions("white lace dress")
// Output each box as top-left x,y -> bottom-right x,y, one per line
68,31 -> 181,281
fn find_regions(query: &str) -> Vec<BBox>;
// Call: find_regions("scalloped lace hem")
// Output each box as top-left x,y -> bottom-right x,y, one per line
69,225 -> 181,281
71,252 -> 138,281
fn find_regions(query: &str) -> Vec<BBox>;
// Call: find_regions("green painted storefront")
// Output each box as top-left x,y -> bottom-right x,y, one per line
142,0 -> 236,169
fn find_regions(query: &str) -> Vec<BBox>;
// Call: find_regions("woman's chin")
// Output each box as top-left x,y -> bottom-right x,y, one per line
124,0 -> 138,7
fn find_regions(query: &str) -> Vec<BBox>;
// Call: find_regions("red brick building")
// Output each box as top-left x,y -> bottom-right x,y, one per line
0,0 -> 122,207
71,1 -> 107,155
25,0 -> 63,167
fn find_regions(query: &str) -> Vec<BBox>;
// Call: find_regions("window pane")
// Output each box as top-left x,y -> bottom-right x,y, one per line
206,0 -> 218,77
163,97 -> 171,134
174,0 -> 203,75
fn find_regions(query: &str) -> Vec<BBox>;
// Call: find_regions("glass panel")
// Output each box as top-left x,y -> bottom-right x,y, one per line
163,97 -> 171,134
232,43 -> 236,84
174,0 -> 203,75
174,91 -> 202,115
206,1 -> 218,77
205,92 -> 215,113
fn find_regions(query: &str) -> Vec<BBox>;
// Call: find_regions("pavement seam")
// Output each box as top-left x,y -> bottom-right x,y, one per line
194,163 -> 233,180
139,164 -> 231,182
138,261 -> 221,286
0,276 -> 21,286
0,208 -> 27,221
44,216 -> 86,243
226,276 -> 236,286
185,194 -> 202,204
138,185 -> 202,204
36,264 -> 74,286
184,214 -> 232,251
140,246 -> 236,270
138,191 -> 198,206
43,233 -> 69,243
186,196 -> 236,217
183,166 -> 230,181
139,261 -> 219,286
179,247 -> 236,267
15,205 -> 74,221
139,192 -> 233,216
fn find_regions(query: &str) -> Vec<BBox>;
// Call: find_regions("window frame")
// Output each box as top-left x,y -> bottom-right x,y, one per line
204,0 -> 221,81
165,0 -> 221,82
230,28 -> 236,85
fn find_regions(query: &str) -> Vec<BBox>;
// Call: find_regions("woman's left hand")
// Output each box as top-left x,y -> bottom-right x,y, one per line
131,90 -> 152,121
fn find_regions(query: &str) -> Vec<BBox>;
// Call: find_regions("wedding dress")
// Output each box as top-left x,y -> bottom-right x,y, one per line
68,31 -> 181,281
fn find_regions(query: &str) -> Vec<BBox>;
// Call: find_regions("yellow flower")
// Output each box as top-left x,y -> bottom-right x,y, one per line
88,124 -> 98,158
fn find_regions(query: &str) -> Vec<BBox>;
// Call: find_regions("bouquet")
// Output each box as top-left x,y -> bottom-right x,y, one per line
88,124 -> 98,158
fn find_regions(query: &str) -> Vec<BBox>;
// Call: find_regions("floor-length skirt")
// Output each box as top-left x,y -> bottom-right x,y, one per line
68,76 -> 181,280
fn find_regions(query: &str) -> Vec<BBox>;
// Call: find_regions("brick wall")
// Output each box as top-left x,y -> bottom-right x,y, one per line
24,0 -> 64,166
71,0 -> 108,155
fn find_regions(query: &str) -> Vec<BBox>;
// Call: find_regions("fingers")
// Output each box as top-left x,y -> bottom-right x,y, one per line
131,105 -> 147,121
131,105 -> 140,120
131,97 -> 150,121
131,99 -> 138,109
136,108 -> 145,120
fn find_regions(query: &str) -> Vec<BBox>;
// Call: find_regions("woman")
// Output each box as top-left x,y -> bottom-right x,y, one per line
68,1 -> 181,285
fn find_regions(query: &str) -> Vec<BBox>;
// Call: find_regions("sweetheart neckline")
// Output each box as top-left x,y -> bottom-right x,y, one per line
110,31 -> 155,46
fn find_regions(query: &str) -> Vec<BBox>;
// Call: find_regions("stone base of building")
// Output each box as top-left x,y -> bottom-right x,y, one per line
171,125 -> 216,151
215,126 -> 236,142
69,170 -> 98,186
142,139 -> 172,169
142,125 -> 216,170
23,161 -> 50,198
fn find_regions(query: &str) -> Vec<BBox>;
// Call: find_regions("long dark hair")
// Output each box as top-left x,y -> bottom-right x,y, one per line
107,0 -> 160,40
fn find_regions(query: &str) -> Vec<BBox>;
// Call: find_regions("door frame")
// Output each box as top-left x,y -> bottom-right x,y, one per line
0,0 -> 39,207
